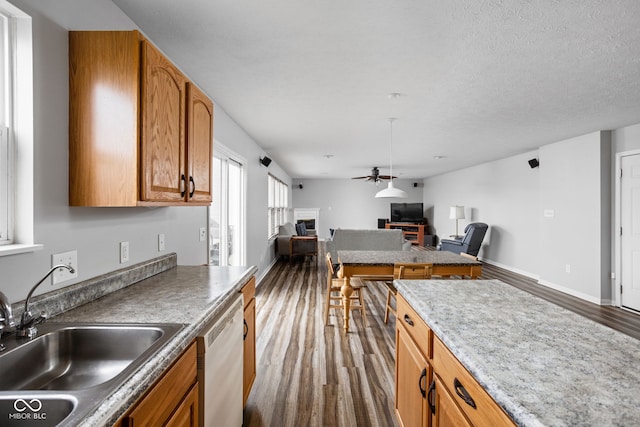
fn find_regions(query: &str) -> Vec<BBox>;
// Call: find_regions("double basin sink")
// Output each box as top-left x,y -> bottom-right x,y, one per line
0,322 -> 184,426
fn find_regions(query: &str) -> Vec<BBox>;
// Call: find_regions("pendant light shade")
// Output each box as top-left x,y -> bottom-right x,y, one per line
376,116 -> 407,198
375,180 -> 408,198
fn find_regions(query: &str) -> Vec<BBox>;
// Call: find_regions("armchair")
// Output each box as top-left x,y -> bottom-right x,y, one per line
439,222 -> 488,257
276,222 -> 318,262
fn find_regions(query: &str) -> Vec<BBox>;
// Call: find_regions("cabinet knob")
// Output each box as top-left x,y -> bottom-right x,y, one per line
418,368 -> 427,398
243,319 -> 248,340
180,174 -> 186,197
403,314 -> 414,327
453,378 -> 476,409
427,379 -> 436,415
189,176 -> 195,198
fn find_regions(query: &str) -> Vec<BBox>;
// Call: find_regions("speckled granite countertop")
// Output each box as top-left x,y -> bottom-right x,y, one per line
31,254 -> 256,426
396,279 -> 640,427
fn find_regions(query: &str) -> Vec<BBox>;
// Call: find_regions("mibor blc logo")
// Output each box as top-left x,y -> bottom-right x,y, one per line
9,398 -> 47,420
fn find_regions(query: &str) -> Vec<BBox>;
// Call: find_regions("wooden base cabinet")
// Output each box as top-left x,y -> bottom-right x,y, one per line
395,323 -> 430,427
69,31 -> 213,207
117,341 -> 199,427
395,295 -> 515,427
431,376 -> 471,427
241,277 -> 257,406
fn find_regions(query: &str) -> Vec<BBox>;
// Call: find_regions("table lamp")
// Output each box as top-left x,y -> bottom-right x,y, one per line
449,205 -> 465,237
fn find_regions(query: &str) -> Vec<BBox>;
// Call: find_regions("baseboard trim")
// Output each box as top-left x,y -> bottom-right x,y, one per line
480,257 -> 539,281
537,279 -> 609,306
256,256 -> 280,287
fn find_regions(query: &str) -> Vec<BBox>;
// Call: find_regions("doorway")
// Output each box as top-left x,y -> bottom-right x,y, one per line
617,151 -> 640,311
210,144 -> 245,266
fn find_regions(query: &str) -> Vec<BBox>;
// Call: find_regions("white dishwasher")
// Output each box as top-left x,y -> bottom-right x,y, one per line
197,295 -> 244,427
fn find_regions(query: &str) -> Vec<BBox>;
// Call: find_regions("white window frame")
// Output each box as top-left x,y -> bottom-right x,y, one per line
268,174 -> 288,238
0,2 -> 40,256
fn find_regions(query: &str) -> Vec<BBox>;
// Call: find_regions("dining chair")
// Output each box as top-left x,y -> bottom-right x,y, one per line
384,263 -> 433,324
325,253 -> 368,327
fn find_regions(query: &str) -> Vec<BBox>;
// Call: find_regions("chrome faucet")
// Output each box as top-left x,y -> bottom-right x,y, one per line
17,264 -> 75,339
0,290 -> 16,350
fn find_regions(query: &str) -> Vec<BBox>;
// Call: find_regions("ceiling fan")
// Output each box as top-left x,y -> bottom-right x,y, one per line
352,167 -> 396,183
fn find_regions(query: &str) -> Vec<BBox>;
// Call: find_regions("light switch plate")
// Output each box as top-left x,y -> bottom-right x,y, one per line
199,227 -> 206,242
158,234 -> 165,251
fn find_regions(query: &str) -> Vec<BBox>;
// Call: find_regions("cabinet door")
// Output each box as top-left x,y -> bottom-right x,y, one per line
396,324 -> 429,427
141,40 -> 187,202
166,383 -> 199,427
433,376 -> 472,427
243,297 -> 256,405
187,83 -> 213,203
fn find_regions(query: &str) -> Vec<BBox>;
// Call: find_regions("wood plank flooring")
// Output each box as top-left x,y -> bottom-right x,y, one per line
243,246 -> 640,426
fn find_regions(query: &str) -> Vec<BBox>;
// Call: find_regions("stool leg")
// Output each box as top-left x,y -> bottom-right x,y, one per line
359,288 -> 367,327
384,289 -> 392,324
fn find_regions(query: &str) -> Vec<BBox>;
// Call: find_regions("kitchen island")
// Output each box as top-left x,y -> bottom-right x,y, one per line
24,253 -> 256,426
396,279 -> 640,426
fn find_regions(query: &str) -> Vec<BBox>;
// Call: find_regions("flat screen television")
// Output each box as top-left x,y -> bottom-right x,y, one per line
390,203 -> 424,223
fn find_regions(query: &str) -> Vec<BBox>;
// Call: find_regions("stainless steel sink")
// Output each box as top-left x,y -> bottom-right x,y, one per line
0,323 -> 184,426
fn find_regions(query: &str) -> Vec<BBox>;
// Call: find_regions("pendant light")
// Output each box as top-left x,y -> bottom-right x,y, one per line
376,116 -> 408,198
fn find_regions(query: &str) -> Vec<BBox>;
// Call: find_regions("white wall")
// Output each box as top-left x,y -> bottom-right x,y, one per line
423,151 -> 541,277
423,131 -> 614,304
292,179 -> 423,239
537,132 -> 611,303
0,0 -> 288,303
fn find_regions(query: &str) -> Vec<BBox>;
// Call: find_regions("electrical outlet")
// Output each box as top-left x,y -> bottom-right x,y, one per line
52,250 -> 78,285
158,234 -> 165,251
120,241 -> 130,263
199,227 -> 206,242
565,264 -> 571,273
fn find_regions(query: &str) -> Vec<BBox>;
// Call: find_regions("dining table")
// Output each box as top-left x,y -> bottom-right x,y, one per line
336,250 -> 482,332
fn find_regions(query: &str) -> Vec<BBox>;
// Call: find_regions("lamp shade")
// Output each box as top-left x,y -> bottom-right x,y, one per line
375,181 -> 408,198
449,205 -> 465,220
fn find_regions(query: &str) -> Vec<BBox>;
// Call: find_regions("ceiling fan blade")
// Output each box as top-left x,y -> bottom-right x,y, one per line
377,175 -> 397,180
351,176 -> 371,179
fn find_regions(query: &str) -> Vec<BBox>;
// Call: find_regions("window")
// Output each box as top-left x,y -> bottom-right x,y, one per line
0,10 -> 12,245
210,144 -> 245,266
0,1 -> 37,255
268,174 -> 288,238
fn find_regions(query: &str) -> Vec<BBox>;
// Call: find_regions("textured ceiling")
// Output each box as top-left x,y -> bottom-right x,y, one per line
57,0 -> 640,179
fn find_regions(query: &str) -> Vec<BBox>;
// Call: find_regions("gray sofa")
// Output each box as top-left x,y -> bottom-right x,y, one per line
325,228 -> 412,257
276,222 -> 317,258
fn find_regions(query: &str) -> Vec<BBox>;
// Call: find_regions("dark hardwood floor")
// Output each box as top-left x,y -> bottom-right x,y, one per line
243,245 -> 640,426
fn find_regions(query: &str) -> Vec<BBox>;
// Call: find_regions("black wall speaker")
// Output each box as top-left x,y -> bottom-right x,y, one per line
413,182 -> 418,187
298,184 -> 303,189
528,158 -> 539,168
260,156 -> 272,167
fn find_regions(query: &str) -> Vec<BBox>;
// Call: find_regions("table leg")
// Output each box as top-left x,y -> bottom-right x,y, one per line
341,278 -> 353,333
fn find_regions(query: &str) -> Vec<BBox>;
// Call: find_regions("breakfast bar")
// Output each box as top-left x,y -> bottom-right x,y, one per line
396,278 -> 640,426
336,250 -> 482,332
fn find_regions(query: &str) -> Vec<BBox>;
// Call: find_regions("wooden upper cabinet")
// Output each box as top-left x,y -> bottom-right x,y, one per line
69,30 -> 213,207
186,83 -> 214,203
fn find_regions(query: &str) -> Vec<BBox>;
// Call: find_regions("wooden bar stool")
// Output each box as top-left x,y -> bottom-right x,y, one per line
325,253 -> 368,327
384,263 -> 433,324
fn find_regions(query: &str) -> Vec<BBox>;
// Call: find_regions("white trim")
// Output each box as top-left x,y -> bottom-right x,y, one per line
0,243 -> 42,256
538,279 -> 611,306
479,257 -> 539,281
614,148 -> 640,308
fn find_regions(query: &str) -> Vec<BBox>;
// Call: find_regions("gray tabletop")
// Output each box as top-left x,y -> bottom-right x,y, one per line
337,250 -> 481,266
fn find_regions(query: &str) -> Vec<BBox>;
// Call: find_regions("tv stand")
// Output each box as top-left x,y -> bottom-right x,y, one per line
386,223 -> 425,246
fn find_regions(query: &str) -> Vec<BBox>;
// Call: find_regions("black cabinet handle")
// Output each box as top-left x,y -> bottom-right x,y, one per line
180,174 -> 186,197
189,176 -> 195,198
453,378 -> 476,409
427,379 -> 436,415
243,319 -> 248,340
418,368 -> 427,398
403,314 -> 414,326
